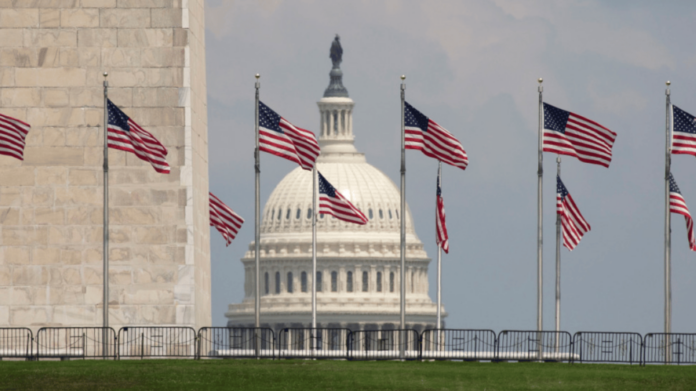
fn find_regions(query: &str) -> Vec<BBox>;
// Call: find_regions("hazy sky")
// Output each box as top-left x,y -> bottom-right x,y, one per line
203,0 -> 696,333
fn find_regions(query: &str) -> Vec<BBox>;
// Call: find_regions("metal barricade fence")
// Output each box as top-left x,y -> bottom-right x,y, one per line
497,331 -> 575,362
644,333 -> 696,365
23,326 -> 696,364
36,327 -> 117,360
420,329 -> 497,361
118,327 -> 197,359
277,328 -> 351,359
198,327 -> 275,359
573,332 -> 642,365
0,328 -> 33,360
348,329 -> 420,360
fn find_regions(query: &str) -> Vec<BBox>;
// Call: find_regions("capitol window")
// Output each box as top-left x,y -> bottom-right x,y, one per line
307,208 -> 312,219
411,271 -> 414,293
390,272 -> 394,292
275,272 -> 280,294
316,272 -> 322,291
368,209 -> 373,219
278,208 -> 282,220
379,209 -> 383,219
347,271 -> 353,292
388,210 -> 392,219
301,272 -> 307,292
296,209 -> 301,219
271,210 -> 275,220
362,271 -> 368,292
331,271 -> 337,292
286,209 -> 291,220
287,272 -> 293,293
264,272 -> 269,295
377,272 -> 382,292
320,213 -> 325,219
395,210 -> 399,219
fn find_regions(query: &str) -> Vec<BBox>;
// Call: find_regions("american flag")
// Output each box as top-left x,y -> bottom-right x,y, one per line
435,168 -> 449,253
668,173 -> 696,251
209,192 -> 244,246
543,103 -> 617,168
557,176 -> 591,251
318,172 -> 368,225
107,99 -> 170,174
259,101 -> 320,171
404,102 -> 468,170
671,105 -> 696,157
0,113 -> 30,161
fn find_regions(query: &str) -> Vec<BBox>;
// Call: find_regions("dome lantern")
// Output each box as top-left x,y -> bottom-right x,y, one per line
318,35 -> 359,157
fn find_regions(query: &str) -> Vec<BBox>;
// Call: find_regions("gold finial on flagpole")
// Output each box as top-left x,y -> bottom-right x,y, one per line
401,75 -> 406,80
666,81 -> 671,86
538,78 -> 543,83
103,72 -> 108,78
255,73 -> 260,79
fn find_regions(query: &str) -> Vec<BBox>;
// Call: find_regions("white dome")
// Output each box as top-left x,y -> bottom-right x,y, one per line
259,159 -> 421,250
244,155 -> 427,261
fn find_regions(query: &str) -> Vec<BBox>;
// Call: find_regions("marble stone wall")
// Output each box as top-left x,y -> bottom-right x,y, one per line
0,0 -> 210,330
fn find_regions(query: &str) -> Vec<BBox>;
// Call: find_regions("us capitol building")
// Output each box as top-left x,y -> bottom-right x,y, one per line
225,37 -> 445,333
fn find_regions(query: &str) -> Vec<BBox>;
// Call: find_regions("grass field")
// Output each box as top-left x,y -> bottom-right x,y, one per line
0,359 -> 694,391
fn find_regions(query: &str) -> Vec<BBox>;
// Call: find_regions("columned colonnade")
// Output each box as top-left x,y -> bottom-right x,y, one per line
318,100 -> 355,139
243,262 -> 429,297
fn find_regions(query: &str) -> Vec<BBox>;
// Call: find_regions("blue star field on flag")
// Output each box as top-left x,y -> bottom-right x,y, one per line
404,102 -> 430,132
557,175 -> 569,201
669,173 -> 682,195
544,103 -> 571,135
259,102 -> 283,134
107,100 -> 130,132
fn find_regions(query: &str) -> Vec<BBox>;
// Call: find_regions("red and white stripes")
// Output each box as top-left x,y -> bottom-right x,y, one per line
318,172 -> 368,225
405,119 -> 468,170
669,173 -> 696,251
557,177 -> 591,251
435,169 -> 449,253
0,112 -> 30,161
404,102 -> 468,170
210,192 -> 244,247
108,119 -> 171,174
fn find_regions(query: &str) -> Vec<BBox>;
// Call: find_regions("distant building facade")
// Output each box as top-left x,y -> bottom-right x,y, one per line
226,37 -> 444,333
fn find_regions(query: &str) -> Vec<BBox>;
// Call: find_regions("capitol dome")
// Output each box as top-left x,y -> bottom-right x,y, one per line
225,37 -> 443,332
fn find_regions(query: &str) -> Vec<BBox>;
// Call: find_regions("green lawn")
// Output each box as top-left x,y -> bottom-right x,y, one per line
0,359 -> 694,391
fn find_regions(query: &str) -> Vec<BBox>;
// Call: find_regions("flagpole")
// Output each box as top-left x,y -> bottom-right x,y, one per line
400,75 -> 406,360
102,72 -> 109,357
537,78 -> 544,354
437,161 -> 442,350
555,156 -> 561,353
254,73 -> 261,358
664,80 -> 672,363
311,167 -> 318,349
